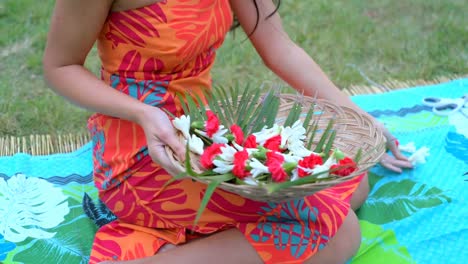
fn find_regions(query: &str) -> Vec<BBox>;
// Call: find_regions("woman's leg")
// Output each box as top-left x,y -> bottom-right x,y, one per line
350,173 -> 369,211
100,228 -> 263,264
100,211 -> 360,264
305,210 -> 361,264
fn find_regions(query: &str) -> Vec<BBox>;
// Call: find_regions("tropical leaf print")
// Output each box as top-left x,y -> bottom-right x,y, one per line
105,2 -> 168,48
357,173 -> 452,225
445,131 -> 468,163
250,200 -> 328,259
0,173 -> 69,243
63,182 -> 98,203
0,234 -> 15,261
82,193 -> 117,228
170,0 -> 232,60
378,112 -> 448,133
351,221 -> 415,264
11,199 -> 97,264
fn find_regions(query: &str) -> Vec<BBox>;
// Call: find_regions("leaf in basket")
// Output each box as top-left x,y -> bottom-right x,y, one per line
237,88 -> 262,132
313,118 -> 335,153
185,93 -> 204,121
217,85 -> 237,124
302,104 -> 315,132
205,89 -> 229,128
283,101 -> 302,127
323,130 -> 337,156
193,93 -> 207,119
194,174 -> 235,227
176,93 -> 190,115
306,122 -> 319,150
354,148 -> 363,163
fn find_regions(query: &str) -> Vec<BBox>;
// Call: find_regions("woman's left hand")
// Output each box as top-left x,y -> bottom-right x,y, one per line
377,122 -> 414,173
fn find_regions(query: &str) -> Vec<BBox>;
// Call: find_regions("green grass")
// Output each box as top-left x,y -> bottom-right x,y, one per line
0,0 -> 466,137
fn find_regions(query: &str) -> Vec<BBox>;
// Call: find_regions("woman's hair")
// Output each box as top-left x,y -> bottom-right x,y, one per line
231,0 -> 281,36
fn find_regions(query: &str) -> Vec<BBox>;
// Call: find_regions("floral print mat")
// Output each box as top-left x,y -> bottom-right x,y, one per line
1,79 -> 467,264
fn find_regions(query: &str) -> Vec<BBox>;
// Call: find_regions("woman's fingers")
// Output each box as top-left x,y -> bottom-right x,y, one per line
147,142 -> 184,176
380,153 -> 413,173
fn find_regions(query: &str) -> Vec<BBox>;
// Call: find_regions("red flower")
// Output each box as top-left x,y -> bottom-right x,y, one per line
266,151 -> 284,166
205,110 -> 220,137
230,124 -> 244,145
330,157 -> 357,177
232,149 -> 250,179
298,154 -> 324,177
266,151 -> 288,182
244,135 -> 257,148
264,135 -> 282,152
200,143 -> 224,169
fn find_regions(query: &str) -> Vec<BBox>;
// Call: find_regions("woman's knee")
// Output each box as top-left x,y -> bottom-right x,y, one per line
306,211 -> 361,264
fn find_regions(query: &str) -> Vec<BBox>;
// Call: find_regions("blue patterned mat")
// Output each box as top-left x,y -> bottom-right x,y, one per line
1,79 -> 467,264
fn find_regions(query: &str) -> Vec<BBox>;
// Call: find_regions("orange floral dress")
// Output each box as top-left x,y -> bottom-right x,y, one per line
88,1 -> 363,263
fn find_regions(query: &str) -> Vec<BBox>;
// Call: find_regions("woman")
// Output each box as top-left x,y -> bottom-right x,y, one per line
43,0 -> 413,263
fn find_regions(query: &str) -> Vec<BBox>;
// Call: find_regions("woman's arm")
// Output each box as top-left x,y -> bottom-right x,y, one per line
43,0 -> 150,123
43,0 -> 185,174
230,0 -> 413,172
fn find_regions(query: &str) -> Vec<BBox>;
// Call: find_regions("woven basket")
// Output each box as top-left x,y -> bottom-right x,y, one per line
166,93 -> 386,203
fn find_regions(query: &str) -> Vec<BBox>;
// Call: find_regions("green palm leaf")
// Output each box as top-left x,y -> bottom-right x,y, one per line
357,173 -> 452,225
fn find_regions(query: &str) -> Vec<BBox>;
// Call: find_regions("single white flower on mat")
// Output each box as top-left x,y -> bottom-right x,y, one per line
172,115 -> 191,139
253,124 -> 281,145
186,134 -> 204,155
0,173 -> 69,243
249,158 -> 269,178
409,146 -> 430,166
196,126 -> 229,144
280,120 -> 307,149
298,156 -> 337,179
398,142 -> 416,153
212,145 -> 237,174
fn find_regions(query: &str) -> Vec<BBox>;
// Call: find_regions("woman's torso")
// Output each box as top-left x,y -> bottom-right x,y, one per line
98,0 -> 233,101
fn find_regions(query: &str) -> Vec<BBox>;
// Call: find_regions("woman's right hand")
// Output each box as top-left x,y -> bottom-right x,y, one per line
136,106 -> 187,176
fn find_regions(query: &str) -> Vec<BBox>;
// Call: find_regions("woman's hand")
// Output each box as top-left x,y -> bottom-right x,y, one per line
376,122 -> 413,173
137,106 -> 186,176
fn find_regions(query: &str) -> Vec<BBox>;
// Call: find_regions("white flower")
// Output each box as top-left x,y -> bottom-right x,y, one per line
398,142 -> 416,153
249,158 -> 269,178
212,145 -> 237,174
291,168 -> 300,181
409,146 -> 430,166
253,124 -> 281,145
0,174 -> 70,243
281,153 -> 302,163
187,134 -> 204,155
298,156 -> 336,179
172,115 -> 191,139
280,120 -> 307,149
287,141 -> 313,157
196,126 -> 229,144
243,176 -> 259,186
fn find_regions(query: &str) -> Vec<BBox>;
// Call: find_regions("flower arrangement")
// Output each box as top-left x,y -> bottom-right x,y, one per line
172,111 -> 359,185
166,86 -> 385,224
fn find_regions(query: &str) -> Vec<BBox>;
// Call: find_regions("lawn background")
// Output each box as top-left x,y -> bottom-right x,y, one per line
0,0 -> 466,137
